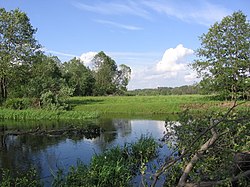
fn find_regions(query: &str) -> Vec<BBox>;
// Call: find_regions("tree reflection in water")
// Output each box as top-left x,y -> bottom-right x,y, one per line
0,118 -> 167,186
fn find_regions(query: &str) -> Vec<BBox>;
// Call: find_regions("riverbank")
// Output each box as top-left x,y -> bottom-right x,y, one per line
0,95 -> 248,121
0,108 -> 99,121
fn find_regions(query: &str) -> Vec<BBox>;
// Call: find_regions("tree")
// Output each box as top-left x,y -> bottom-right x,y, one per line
0,8 -> 40,101
27,54 -> 63,98
62,57 -> 95,96
116,64 -> 131,93
92,52 -> 132,95
93,51 -> 118,95
192,11 -> 250,100
148,103 -> 250,187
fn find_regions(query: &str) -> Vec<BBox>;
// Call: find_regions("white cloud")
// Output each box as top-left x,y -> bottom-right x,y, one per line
74,1 -> 231,26
73,1 -> 151,20
95,19 -> 143,31
79,52 -> 97,66
184,72 -> 198,83
156,44 -> 193,72
42,48 -> 77,58
142,0 -> 231,26
127,44 -> 195,89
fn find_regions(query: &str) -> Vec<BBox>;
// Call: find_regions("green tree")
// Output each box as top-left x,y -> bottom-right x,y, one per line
92,52 -> 131,95
93,51 -> 118,95
0,8 -> 40,101
192,11 -> 250,100
116,64 -> 131,93
27,54 -> 63,98
62,57 -> 95,96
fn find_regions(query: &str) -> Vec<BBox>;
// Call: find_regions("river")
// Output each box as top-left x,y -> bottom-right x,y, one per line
0,118 -> 172,186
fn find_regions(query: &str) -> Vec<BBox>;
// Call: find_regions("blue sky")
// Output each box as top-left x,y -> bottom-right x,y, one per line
1,0 -> 250,90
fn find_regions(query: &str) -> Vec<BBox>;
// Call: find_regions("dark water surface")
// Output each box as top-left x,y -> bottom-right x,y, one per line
0,118 -> 171,186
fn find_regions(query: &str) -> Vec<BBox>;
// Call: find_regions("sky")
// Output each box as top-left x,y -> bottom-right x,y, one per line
1,0 -> 250,90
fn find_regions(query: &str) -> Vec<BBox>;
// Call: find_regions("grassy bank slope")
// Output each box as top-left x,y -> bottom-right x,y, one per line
0,109 -> 99,121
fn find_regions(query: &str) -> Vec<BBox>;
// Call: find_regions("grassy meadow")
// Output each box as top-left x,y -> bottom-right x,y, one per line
69,95 -> 248,119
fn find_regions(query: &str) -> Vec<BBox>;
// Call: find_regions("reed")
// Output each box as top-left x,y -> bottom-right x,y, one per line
0,108 -> 99,121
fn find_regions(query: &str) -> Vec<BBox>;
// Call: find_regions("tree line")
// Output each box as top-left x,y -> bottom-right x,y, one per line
0,8 -> 131,105
127,85 -> 200,96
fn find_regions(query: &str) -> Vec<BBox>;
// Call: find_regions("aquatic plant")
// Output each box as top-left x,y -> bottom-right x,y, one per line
52,135 -> 159,187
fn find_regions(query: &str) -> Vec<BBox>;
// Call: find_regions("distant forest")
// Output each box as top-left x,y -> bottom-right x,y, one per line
127,85 -> 200,96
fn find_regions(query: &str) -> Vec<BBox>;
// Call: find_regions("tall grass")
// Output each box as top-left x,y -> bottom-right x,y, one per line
0,108 -> 99,121
53,135 -> 158,187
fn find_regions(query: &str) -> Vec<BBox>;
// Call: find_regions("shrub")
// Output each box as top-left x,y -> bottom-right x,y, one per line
40,91 -> 70,110
3,98 -> 34,110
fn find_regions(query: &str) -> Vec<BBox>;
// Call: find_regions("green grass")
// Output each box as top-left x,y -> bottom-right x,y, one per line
69,95 -> 249,119
70,95 -> 213,114
0,108 -> 99,121
1,95 -> 248,121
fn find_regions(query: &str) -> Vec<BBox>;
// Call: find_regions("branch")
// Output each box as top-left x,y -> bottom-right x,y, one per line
151,102 -> 238,187
177,127 -> 218,187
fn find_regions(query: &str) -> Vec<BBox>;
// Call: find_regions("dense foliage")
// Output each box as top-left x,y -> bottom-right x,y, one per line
93,51 -> 131,96
192,11 -> 250,100
157,105 -> 250,187
0,8 -> 40,101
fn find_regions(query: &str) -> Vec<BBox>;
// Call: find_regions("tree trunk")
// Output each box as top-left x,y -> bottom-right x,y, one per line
0,76 -> 7,100
178,127 -> 219,187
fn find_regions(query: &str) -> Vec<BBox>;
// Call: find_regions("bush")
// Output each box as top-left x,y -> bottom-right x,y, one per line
3,98 -> 34,110
40,91 -> 70,111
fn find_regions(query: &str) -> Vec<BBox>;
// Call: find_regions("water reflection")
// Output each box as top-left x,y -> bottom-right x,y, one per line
0,118 -> 168,186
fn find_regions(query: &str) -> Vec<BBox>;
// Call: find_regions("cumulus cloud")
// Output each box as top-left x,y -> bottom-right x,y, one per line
79,52 -> 97,66
127,44 -> 195,89
156,44 -> 194,72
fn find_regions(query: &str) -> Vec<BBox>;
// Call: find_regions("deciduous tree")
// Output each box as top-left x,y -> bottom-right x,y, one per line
192,11 -> 250,100
0,8 -> 39,100
116,64 -> 131,93
93,51 -> 118,95
62,57 -> 95,96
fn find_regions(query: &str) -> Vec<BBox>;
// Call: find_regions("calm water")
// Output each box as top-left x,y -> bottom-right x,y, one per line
0,118 -> 171,186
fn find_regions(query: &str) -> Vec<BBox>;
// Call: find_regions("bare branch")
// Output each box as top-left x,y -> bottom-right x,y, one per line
177,126 -> 219,186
